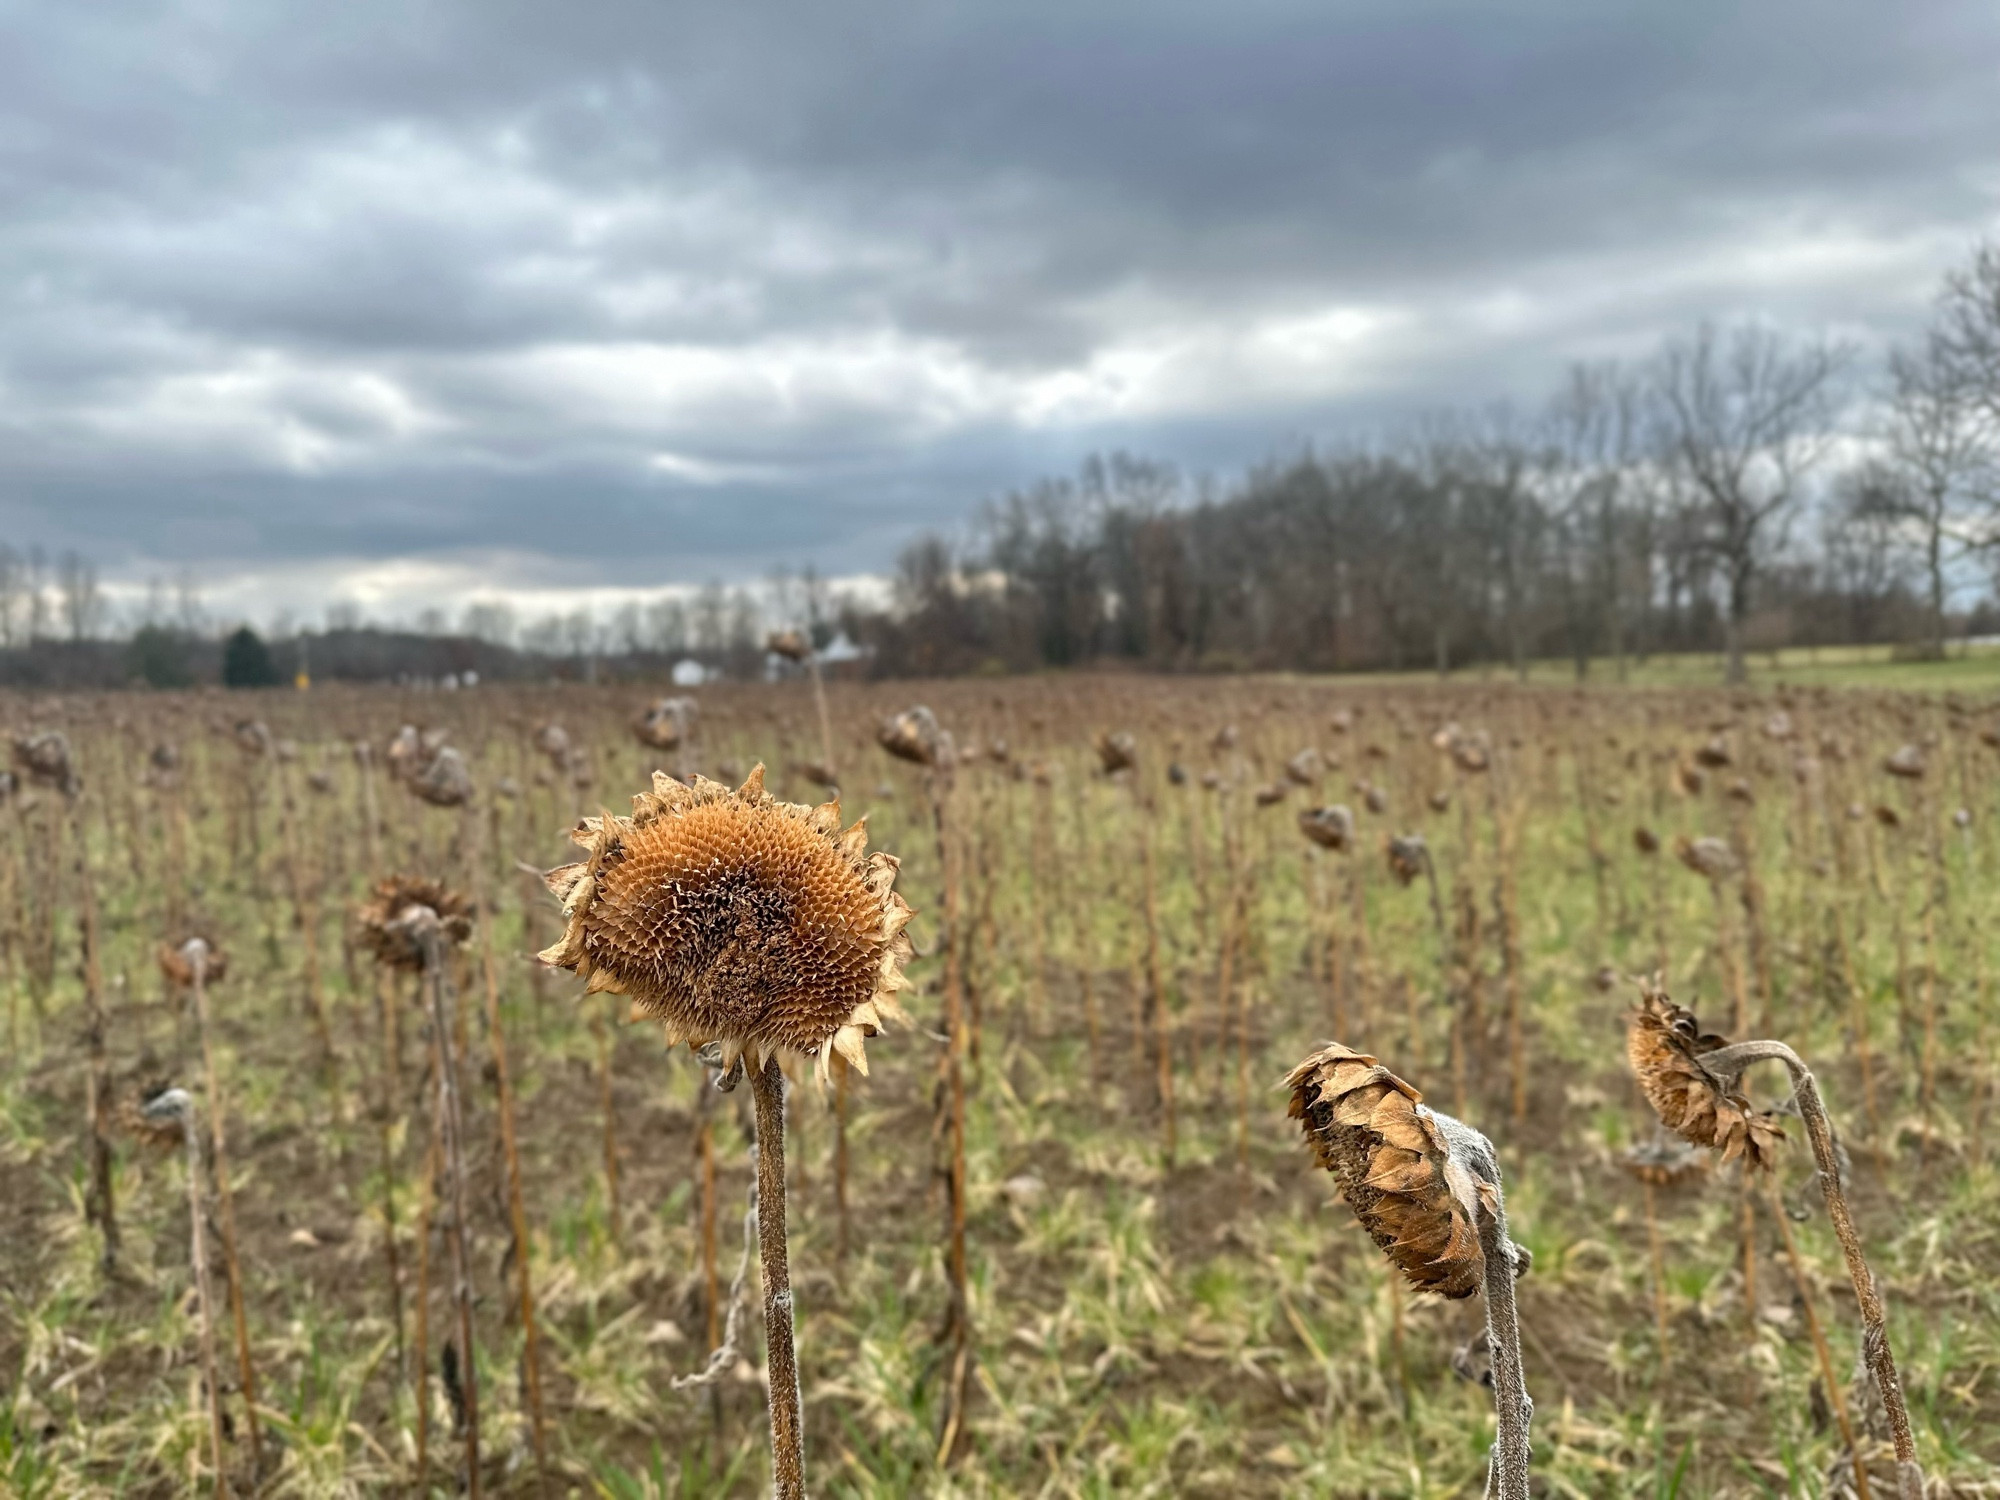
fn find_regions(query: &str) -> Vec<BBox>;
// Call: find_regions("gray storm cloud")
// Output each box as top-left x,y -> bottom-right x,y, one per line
1,0 -> 1996,617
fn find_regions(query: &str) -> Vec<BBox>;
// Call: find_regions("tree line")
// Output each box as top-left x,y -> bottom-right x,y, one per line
854,246 -> 2000,684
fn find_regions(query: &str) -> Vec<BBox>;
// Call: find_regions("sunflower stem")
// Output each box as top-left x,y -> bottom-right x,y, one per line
422,929 -> 482,1500
189,949 -> 263,1479
750,1056 -> 808,1500
1476,1181 -> 1532,1500
1703,1038 -> 1923,1499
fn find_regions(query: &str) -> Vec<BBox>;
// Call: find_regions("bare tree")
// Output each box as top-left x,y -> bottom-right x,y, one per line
175,569 -> 205,636
610,600 -> 644,656
645,595 -> 689,655
0,546 -> 22,649
56,551 -> 103,642
692,583 -> 728,656
460,600 -> 517,645
1462,412 -> 1541,682
1936,242 -> 2000,424
25,547 -> 50,641
1542,363 -> 1642,679
1842,339 -> 1995,658
1650,324 -> 1847,683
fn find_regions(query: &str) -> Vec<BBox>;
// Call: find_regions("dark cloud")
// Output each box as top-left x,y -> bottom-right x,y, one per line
1,0 -> 1996,616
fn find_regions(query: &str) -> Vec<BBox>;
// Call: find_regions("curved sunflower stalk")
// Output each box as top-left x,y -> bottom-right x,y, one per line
1628,978 -> 1924,1500
1286,1043 -> 1534,1500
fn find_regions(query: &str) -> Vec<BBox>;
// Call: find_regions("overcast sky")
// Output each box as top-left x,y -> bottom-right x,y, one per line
2,0 -> 1997,627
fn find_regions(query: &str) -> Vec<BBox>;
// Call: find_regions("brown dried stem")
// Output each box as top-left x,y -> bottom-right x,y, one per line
67,796 -> 118,1276
186,946 -> 262,1478
470,816 -> 547,1491
1765,1177 -> 1871,1500
748,1056 -> 807,1500
1702,1039 -> 1923,1500
143,1090 -> 229,1499
419,923 -> 482,1499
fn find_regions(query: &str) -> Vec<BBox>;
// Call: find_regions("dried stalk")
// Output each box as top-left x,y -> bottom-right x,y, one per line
748,1057 -> 807,1500
1702,1039 -> 1924,1500
142,1090 -> 229,1500
185,944 -> 262,1478
1765,1177 -> 1871,1500
593,993 -> 623,1254
1140,811 -> 1174,1166
470,816 -> 547,1490
70,796 -> 118,1273
1642,1181 -> 1670,1355
926,763 -> 973,1464
418,922 -> 482,1499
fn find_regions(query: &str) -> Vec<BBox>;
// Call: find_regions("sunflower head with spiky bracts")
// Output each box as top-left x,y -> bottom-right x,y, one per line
539,766 -> 912,1085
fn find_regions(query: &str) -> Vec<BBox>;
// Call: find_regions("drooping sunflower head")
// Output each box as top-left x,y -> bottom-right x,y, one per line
1620,1134 -> 1708,1189
1094,731 -> 1138,775
407,746 -> 474,807
158,935 -> 228,989
11,730 -> 79,797
1626,977 -> 1784,1170
357,875 -> 476,971
1286,1042 -> 1520,1299
1386,834 -> 1429,886
1298,803 -> 1355,851
879,706 -> 948,767
1674,835 -> 1737,881
538,765 -> 913,1085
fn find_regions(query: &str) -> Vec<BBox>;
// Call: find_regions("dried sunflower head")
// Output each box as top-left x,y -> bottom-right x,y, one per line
1620,1134 -> 1708,1189
766,629 -> 811,662
1883,743 -> 1925,779
12,731 -> 79,796
119,1086 -> 194,1150
1450,734 -> 1491,774
533,722 -> 572,766
1095,731 -> 1138,775
384,725 -> 421,780
1255,782 -> 1289,807
1284,748 -> 1323,786
538,765 -> 913,1085
633,696 -> 697,752
1298,803 -> 1355,852
879,706 -> 949,767
408,746 -> 473,807
357,875 -> 476,971
792,759 -> 840,790
1286,1043 -> 1525,1298
1386,834 -> 1429,886
1626,978 -> 1784,1170
158,935 -> 227,989
1673,834 -> 1736,881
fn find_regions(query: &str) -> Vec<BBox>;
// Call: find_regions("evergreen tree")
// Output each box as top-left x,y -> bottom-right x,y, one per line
127,624 -> 195,688
222,625 -> 280,688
